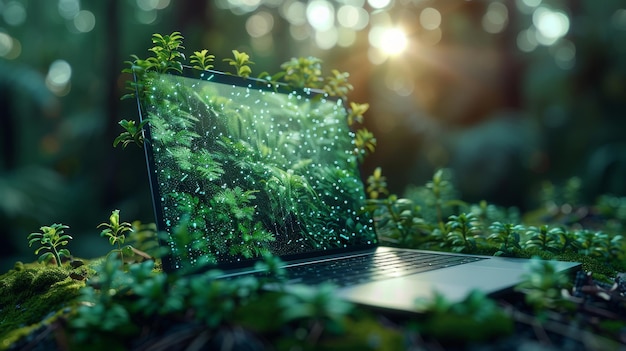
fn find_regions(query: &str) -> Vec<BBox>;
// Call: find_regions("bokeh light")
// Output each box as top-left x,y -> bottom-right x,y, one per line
0,32 -> 20,59
58,0 -> 80,20
516,28 -> 538,52
337,5 -> 369,30
533,6 -> 569,45
550,39 -> 576,70
368,0 -> 392,10
419,7 -> 441,31
3,1 -> 27,26
315,27 -> 339,50
379,28 -> 408,56
246,11 -> 274,38
136,0 -> 171,11
73,10 -> 96,33
280,1 -> 307,25
306,0 -> 335,31
482,2 -> 508,34
46,59 -> 72,96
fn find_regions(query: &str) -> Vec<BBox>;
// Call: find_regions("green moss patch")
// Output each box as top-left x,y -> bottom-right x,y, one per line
0,261 -> 86,349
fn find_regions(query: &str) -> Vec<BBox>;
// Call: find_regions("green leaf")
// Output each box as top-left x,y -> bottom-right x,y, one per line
38,252 -> 53,263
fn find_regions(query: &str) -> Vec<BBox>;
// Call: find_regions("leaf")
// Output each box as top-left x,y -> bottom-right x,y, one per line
38,252 -> 53,263
58,248 -> 71,258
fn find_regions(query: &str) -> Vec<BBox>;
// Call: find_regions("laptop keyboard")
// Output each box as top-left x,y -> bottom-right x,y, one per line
281,251 -> 485,287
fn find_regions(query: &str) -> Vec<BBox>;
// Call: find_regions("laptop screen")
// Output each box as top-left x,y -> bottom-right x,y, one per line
137,67 -> 378,271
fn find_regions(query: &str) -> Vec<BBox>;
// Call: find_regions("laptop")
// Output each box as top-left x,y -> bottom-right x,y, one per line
134,66 -> 579,313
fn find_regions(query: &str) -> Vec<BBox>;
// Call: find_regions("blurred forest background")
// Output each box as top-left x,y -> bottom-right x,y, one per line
1,0 -> 625,270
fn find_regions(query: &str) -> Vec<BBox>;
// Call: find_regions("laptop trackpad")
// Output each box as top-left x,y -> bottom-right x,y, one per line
338,264 -> 525,311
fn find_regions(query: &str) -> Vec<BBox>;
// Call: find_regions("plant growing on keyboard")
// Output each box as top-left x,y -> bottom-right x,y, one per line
27,223 -> 73,267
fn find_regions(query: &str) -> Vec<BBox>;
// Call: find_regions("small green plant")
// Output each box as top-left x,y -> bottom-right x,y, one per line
347,102 -> 369,126
190,49 -> 215,70
223,49 -> 254,78
524,225 -> 563,253
425,169 -> 465,230
27,223 -> 72,267
515,257 -> 571,314
366,167 -> 388,200
369,195 -> 428,247
121,31 -> 185,101
146,31 -> 186,74
71,255 -> 137,346
323,69 -> 353,98
446,212 -> 481,253
98,209 -> 133,262
574,229 -> 607,259
488,222 -> 524,256
354,128 -> 377,160
279,56 -> 323,89
113,119 -> 148,149
556,228 -> 581,253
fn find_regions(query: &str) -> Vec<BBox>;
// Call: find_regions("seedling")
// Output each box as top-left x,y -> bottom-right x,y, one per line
190,49 -> 215,71
27,223 -> 73,267
323,69 -> 353,98
446,212 -> 481,253
113,119 -> 148,149
223,49 -> 254,78
524,225 -> 562,253
98,209 -> 133,262
488,222 -> 524,256
347,102 -> 369,126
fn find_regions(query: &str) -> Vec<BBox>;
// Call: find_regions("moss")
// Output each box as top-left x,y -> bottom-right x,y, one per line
556,252 -> 618,282
0,261 -> 86,349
